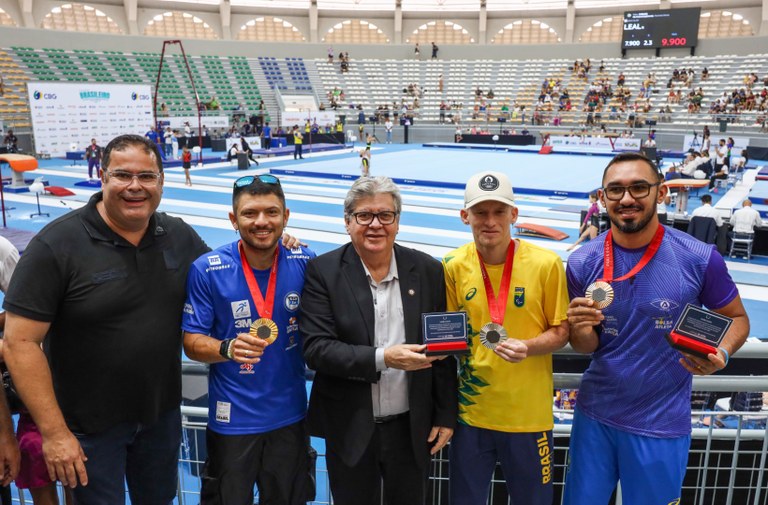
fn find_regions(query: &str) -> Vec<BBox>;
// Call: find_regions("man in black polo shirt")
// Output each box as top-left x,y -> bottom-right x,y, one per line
2,134 -> 209,503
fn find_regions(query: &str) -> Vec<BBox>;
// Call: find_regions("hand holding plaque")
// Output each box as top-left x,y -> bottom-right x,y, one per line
665,304 -> 732,359
422,312 -> 469,356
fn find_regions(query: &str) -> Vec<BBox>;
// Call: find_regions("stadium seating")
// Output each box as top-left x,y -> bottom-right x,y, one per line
4,47 -> 768,134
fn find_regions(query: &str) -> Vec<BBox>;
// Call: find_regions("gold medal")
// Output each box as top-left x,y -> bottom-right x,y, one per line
250,318 -> 278,345
585,281 -> 614,309
479,322 -> 508,350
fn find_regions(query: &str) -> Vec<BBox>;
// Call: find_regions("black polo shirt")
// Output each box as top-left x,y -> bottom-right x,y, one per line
4,192 -> 209,434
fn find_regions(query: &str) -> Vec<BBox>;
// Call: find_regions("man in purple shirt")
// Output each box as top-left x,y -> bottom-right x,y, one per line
563,152 -> 749,505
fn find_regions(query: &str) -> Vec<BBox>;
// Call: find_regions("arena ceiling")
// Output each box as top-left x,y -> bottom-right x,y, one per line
126,0 -> 762,13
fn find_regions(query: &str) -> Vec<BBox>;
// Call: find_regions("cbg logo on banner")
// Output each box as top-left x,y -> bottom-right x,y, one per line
33,90 -> 57,100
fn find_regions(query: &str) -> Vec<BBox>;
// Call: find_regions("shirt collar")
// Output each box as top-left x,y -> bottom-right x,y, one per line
80,192 -> 162,246
360,252 -> 399,284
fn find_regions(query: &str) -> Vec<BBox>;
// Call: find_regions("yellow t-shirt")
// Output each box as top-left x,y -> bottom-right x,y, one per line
442,240 -> 568,432
294,131 -> 303,145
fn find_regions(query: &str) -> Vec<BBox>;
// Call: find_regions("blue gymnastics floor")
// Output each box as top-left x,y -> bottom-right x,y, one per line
271,146 -> 606,198
3,143 -> 768,505
4,143 -> 767,341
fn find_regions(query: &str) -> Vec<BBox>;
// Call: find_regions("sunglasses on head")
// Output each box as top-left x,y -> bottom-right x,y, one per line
233,174 -> 281,193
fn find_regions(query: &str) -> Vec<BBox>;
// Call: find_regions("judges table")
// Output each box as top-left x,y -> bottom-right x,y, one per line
669,218 -> 768,256
457,134 -> 536,146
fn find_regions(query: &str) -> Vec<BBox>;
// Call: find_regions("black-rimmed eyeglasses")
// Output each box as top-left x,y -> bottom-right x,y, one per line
602,182 -> 660,201
350,211 -> 398,225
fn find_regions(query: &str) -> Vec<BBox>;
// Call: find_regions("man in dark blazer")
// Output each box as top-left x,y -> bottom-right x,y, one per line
302,176 -> 457,505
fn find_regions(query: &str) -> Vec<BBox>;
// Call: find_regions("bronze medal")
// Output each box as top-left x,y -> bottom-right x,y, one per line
585,281 -> 614,309
250,318 -> 278,345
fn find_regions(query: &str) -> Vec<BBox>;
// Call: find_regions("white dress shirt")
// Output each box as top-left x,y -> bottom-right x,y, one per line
692,203 -> 723,227
363,255 -> 409,418
730,206 -> 763,234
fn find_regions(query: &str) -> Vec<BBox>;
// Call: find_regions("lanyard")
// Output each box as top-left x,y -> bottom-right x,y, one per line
600,225 -> 665,283
238,241 -> 279,320
477,241 -> 515,325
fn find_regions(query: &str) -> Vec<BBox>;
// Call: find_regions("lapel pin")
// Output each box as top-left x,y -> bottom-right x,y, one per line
408,289 -> 415,296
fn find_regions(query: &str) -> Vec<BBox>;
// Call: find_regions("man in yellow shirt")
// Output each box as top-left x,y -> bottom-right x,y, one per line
292,126 -> 304,160
442,171 -> 569,505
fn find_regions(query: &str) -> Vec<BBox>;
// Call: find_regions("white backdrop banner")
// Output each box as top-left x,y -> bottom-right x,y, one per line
280,111 -> 336,128
27,82 -> 153,157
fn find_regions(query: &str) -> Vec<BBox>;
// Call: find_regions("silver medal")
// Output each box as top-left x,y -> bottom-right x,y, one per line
479,322 -> 508,350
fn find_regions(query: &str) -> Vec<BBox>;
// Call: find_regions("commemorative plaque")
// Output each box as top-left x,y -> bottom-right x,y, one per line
422,312 -> 469,356
665,304 -> 732,358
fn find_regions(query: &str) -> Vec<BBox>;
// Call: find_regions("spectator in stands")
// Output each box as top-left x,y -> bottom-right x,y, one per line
84,138 -> 103,180
301,176 -> 457,505
431,42 -> 439,59
414,42 -> 420,59
692,194 -> 723,226
730,199 -> 763,234
182,175 -> 315,505
438,73 -> 444,93
445,171 -> 569,505
564,152 -> 749,505
292,126 -> 304,160
3,129 -> 17,153
327,46 -> 334,63
568,192 -> 601,252
3,134 -> 210,503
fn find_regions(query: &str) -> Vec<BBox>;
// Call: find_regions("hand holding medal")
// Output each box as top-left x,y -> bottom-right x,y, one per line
238,241 -> 281,354
226,333 -> 268,363
492,338 -> 528,363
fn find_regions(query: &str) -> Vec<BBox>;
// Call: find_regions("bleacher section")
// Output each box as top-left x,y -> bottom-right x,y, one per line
313,55 -> 768,131
257,56 -> 313,93
6,48 -> 267,119
0,49 -> 31,130
3,49 -> 768,134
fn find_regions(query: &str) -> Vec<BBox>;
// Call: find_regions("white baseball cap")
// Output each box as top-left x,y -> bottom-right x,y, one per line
464,171 -> 515,209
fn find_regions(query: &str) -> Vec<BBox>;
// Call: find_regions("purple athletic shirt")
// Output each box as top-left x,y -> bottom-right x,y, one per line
566,226 -> 738,437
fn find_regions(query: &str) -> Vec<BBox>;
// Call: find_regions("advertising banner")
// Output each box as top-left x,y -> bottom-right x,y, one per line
27,82 -> 153,157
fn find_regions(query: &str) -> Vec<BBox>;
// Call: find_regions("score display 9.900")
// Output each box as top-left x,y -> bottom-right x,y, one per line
621,7 -> 700,50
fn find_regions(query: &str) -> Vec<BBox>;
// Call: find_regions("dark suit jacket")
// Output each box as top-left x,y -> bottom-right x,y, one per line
302,243 -> 458,468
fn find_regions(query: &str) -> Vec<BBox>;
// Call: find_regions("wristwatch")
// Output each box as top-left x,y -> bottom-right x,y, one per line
219,339 -> 233,360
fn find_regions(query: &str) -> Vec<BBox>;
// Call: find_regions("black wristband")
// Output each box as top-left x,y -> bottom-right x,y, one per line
219,339 -> 233,360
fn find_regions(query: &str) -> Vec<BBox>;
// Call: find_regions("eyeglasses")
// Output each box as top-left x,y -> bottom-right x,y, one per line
106,170 -> 162,186
234,174 -> 281,190
602,182 -> 660,201
350,211 -> 398,225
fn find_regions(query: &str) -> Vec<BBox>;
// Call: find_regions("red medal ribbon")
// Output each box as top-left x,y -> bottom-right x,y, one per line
477,241 -> 516,326
238,241 -> 279,320
601,224 -> 665,283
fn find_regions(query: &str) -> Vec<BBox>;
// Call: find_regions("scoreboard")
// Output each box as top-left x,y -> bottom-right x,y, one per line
621,8 -> 701,50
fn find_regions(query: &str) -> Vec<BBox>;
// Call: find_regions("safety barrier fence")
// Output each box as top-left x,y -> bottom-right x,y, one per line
4,342 -> 767,504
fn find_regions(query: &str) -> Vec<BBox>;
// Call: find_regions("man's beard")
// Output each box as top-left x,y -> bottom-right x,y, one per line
608,202 -> 657,234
